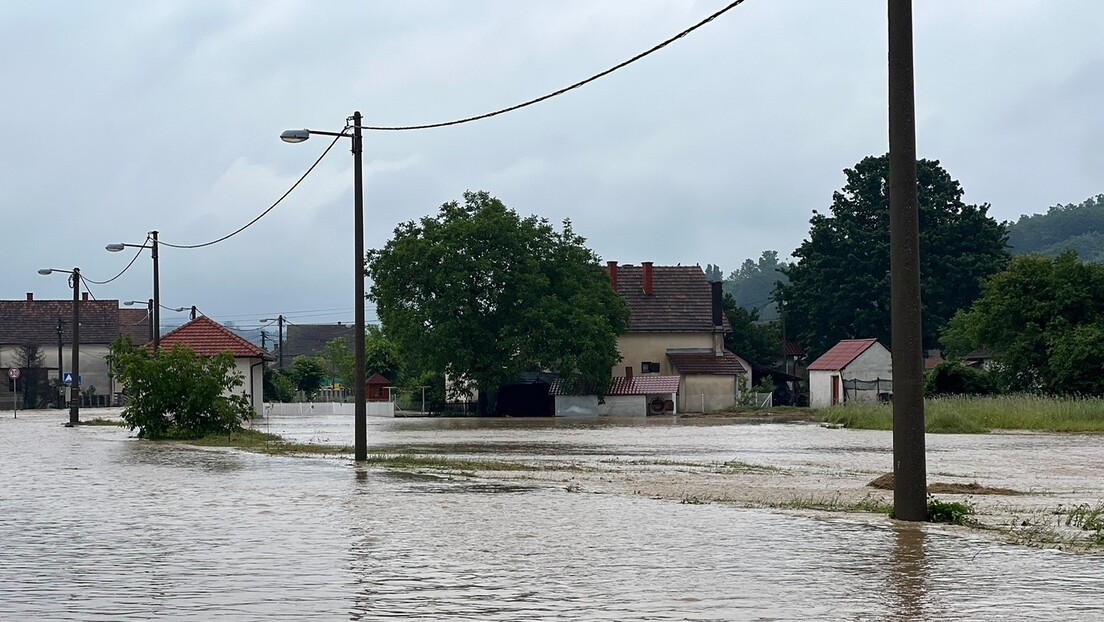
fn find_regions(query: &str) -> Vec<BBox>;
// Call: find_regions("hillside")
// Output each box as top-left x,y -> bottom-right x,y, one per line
1007,194 -> 1104,262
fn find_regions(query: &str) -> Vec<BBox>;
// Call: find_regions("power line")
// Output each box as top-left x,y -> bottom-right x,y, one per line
160,134 -> 343,250
360,0 -> 748,132
82,238 -> 149,285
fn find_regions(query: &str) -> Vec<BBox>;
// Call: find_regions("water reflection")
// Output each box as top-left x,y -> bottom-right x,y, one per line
888,524 -> 929,620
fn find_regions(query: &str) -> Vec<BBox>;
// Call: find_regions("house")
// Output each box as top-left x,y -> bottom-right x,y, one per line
1,292 -> 149,408
282,323 -> 355,364
158,316 -> 274,416
586,261 -> 751,414
807,338 -> 892,407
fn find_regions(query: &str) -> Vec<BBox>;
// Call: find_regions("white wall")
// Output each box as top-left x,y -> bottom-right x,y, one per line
809,342 -> 893,408
809,370 -> 839,408
555,395 -> 646,416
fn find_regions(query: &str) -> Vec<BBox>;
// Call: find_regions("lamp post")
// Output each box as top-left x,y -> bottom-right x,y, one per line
38,267 -> 81,426
260,315 -> 286,369
281,112 -> 367,461
106,230 -> 161,351
124,299 -> 156,343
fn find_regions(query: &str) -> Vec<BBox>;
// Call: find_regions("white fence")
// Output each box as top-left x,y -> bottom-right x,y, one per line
263,402 -> 394,417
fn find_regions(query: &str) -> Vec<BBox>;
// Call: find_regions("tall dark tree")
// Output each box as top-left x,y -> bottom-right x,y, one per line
721,293 -> 781,366
779,155 -> 1009,360
366,191 -> 629,410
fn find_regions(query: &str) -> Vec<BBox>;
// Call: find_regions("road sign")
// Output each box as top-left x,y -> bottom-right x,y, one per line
6,368 -> 19,380
64,372 -> 81,386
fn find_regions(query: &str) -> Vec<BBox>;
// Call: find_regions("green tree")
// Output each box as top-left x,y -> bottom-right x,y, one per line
263,366 -> 296,403
923,360 -> 996,397
290,355 -> 328,399
722,250 -> 789,321
320,337 -> 354,388
366,191 -> 629,411
941,251 -> 1104,394
110,338 -> 254,439
365,325 -> 402,382
721,293 -> 781,366
779,155 -> 1009,360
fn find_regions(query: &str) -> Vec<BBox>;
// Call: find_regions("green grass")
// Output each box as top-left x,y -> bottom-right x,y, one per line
79,418 -> 126,427
767,492 -> 893,515
816,395 -> 1104,433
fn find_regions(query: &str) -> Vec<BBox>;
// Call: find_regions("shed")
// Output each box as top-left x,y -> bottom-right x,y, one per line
365,373 -> 392,402
807,338 -> 892,407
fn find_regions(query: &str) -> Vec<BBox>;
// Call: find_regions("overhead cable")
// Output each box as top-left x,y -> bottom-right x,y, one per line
160,134 -> 343,249
360,0 -> 748,132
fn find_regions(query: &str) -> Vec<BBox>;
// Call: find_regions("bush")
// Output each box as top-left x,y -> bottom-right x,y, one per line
924,361 -> 997,397
111,338 -> 255,439
263,366 -> 296,403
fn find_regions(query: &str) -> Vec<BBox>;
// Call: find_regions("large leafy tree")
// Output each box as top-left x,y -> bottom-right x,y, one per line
111,338 -> 254,439
721,293 -> 781,366
290,355 -> 328,399
941,251 -> 1104,394
366,191 -> 629,408
779,155 -> 1009,359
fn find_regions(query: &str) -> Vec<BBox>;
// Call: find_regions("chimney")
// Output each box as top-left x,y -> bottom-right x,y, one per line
711,281 -> 723,328
82,292 -> 89,301
607,260 -> 618,290
26,292 -> 33,301
642,261 -> 654,295
625,366 -> 633,379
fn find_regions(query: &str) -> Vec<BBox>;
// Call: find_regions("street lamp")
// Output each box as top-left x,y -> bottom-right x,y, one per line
106,230 -> 161,351
38,267 -> 81,426
281,112 -> 367,461
123,299 -> 155,343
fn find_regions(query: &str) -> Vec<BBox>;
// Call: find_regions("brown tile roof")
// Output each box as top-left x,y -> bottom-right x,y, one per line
667,350 -> 747,375
548,375 -> 681,396
159,316 -> 274,360
784,340 -> 805,357
0,298 -> 125,345
807,338 -> 881,371
610,264 -> 726,332
283,323 -> 355,359
118,308 -> 152,344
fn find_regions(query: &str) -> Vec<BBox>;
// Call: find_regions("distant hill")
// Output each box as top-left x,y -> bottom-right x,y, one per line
1007,194 -> 1104,262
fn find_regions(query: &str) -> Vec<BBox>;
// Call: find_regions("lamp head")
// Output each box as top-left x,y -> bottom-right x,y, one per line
105,243 -> 125,252
37,268 -> 53,275
280,129 -> 310,144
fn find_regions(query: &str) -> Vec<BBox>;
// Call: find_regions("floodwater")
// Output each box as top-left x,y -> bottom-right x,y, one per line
2,411 -> 1102,621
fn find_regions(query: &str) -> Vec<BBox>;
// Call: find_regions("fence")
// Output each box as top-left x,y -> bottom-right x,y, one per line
842,378 -> 893,403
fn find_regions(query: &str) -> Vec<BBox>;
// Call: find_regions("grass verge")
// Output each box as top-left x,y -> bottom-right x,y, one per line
815,394 -> 1104,433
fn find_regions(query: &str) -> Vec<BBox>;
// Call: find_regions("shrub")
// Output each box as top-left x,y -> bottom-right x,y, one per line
924,360 -> 996,397
111,337 -> 255,439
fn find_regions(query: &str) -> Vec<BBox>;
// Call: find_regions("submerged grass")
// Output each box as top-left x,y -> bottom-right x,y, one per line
816,395 -> 1104,433
79,418 -> 126,427
767,492 -> 893,515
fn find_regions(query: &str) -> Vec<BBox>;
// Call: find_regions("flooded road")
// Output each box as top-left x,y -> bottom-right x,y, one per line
2,411 -> 1102,620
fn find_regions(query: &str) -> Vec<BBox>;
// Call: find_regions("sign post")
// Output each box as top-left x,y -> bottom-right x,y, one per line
8,368 -> 20,418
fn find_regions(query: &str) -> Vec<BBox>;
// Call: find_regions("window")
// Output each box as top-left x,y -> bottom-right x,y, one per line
641,362 -> 660,374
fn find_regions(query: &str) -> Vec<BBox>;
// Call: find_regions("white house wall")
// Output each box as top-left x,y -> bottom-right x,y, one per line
0,343 -> 115,402
809,370 -> 838,408
555,395 -> 646,416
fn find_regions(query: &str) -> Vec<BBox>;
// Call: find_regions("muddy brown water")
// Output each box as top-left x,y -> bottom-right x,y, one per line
2,410 -> 1102,621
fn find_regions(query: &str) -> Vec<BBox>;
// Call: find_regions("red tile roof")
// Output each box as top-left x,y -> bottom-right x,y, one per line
159,316 -> 273,360
548,375 -> 681,396
667,350 -> 747,375
118,308 -> 152,344
807,338 -> 881,371
608,264 -> 729,333
784,340 -> 805,357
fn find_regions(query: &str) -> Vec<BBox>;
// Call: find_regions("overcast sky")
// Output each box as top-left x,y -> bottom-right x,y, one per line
3,1 -> 1101,331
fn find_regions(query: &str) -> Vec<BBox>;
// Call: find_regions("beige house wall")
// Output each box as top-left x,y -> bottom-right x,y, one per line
0,343 -> 115,401
613,332 -> 714,377
680,374 -> 736,413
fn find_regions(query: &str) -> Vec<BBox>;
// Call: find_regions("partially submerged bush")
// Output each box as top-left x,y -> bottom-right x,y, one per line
111,337 -> 255,439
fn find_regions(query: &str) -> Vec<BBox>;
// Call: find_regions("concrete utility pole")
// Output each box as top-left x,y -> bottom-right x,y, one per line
888,0 -> 927,521
70,268 -> 81,426
56,318 -> 64,408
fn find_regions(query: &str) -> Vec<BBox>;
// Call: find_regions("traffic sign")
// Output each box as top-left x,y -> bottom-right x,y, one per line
6,368 -> 19,380
63,372 -> 81,386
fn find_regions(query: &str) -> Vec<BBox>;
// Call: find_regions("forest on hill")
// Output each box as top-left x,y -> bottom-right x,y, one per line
1007,194 -> 1104,262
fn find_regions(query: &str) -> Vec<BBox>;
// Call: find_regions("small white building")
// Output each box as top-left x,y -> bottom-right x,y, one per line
158,316 -> 274,416
807,338 -> 892,407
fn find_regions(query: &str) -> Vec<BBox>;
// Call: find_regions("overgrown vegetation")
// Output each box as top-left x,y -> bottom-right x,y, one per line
767,492 -> 893,515
816,395 -> 1104,433
925,496 -> 976,525
111,337 -> 255,439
